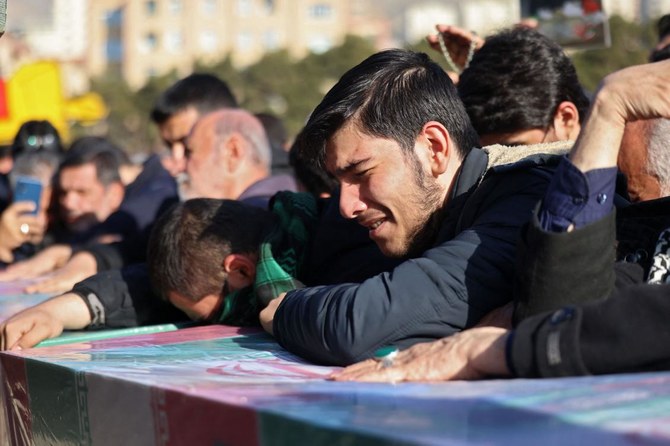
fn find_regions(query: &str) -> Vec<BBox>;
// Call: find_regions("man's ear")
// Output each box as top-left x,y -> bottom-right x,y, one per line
108,181 -> 125,209
222,253 -> 256,292
222,133 -> 245,173
551,101 -> 580,141
420,121 -> 451,176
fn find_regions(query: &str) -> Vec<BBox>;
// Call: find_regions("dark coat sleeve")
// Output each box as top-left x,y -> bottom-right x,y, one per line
510,205 -> 670,377
273,168 -> 551,366
72,263 -> 188,328
513,210 -> 617,324
510,283 -> 670,377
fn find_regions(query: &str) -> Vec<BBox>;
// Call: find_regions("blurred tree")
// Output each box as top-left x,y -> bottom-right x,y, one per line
197,35 -> 376,137
90,73 -> 145,154
91,69 -> 179,155
194,55 -> 246,104
90,35 -> 379,150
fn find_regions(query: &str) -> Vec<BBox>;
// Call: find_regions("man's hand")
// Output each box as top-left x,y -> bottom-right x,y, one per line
331,327 -> 511,383
0,244 -> 72,282
24,251 -> 97,294
570,60 -> 670,172
0,293 -> 93,350
0,202 -> 44,263
426,24 -> 484,69
474,302 -> 513,329
259,293 -> 286,335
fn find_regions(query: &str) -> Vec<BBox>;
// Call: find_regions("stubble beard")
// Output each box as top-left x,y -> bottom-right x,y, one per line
397,162 -> 445,259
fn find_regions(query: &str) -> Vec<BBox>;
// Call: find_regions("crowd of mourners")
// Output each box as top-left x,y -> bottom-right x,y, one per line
0,16 -> 670,383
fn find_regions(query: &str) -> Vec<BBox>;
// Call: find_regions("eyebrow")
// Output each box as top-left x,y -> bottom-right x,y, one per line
333,158 -> 371,177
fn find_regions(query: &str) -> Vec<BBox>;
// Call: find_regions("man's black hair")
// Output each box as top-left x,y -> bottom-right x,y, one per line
59,136 -> 123,187
289,141 -> 337,196
150,73 -> 238,124
658,14 -> 670,41
295,49 -> 480,169
148,198 -> 275,302
458,27 -> 590,137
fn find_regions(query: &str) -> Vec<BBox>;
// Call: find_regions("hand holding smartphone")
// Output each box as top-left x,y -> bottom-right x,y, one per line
13,176 -> 43,216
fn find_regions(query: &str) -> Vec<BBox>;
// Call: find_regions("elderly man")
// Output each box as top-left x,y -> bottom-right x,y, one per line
150,73 -> 239,177
332,59 -> 670,381
178,109 -> 296,206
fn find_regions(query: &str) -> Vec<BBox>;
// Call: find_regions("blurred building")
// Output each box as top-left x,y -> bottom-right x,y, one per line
1,0 -> 89,94
87,0 -> 390,89
4,0 -> 670,91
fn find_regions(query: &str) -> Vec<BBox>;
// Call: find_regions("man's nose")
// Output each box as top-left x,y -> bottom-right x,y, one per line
170,144 -> 187,175
339,183 -> 366,219
61,191 -> 78,210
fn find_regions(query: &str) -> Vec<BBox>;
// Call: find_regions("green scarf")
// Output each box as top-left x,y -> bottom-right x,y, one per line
214,192 -> 318,326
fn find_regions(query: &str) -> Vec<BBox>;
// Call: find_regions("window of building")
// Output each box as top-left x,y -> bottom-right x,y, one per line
105,8 -> 123,27
236,31 -> 253,51
105,40 -> 123,62
308,35 -> 332,53
264,0 -> 275,14
140,32 -> 158,53
199,31 -> 217,52
263,30 -> 279,50
237,0 -> 253,17
308,3 -> 332,18
165,31 -> 183,52
201,0 -> 217,14
145,0 -> 157,16
168,0 -> 182,14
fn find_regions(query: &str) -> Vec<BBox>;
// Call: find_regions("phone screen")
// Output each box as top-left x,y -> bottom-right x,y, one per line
13,176 -> 43,216
522,0 -> 611,50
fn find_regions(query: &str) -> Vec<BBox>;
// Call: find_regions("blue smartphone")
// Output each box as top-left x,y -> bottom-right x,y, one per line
13,176 -> 43,216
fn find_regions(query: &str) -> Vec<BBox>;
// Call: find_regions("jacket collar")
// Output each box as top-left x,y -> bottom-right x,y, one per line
450,147 -> 489,201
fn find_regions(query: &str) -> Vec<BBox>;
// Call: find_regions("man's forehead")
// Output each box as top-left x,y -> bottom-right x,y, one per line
325,123 -> 397,170
60,163 -> 97,180
59,173 -> 104,191
186,116 -> 217,148
161,107 -> 200,138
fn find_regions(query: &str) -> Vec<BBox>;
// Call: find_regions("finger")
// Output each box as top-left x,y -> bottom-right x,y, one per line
336,364 -> 406,383
26,277 -> 71,294
0,268 -> 20,282
11,322 -> 60,350
10,201 -> 37,214
332,358 -> 378,376
0,263 -> 35,281
0,249 -> 14,264
329,361 -> 378,380
425,35 -> 441,50
3,320 -> 30,351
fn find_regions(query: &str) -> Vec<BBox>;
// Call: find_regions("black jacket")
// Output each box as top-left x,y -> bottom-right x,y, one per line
80,155 -> 179,271
273,148 -> 558,365
511,210 -> 670,377
72,193 -> 399,329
